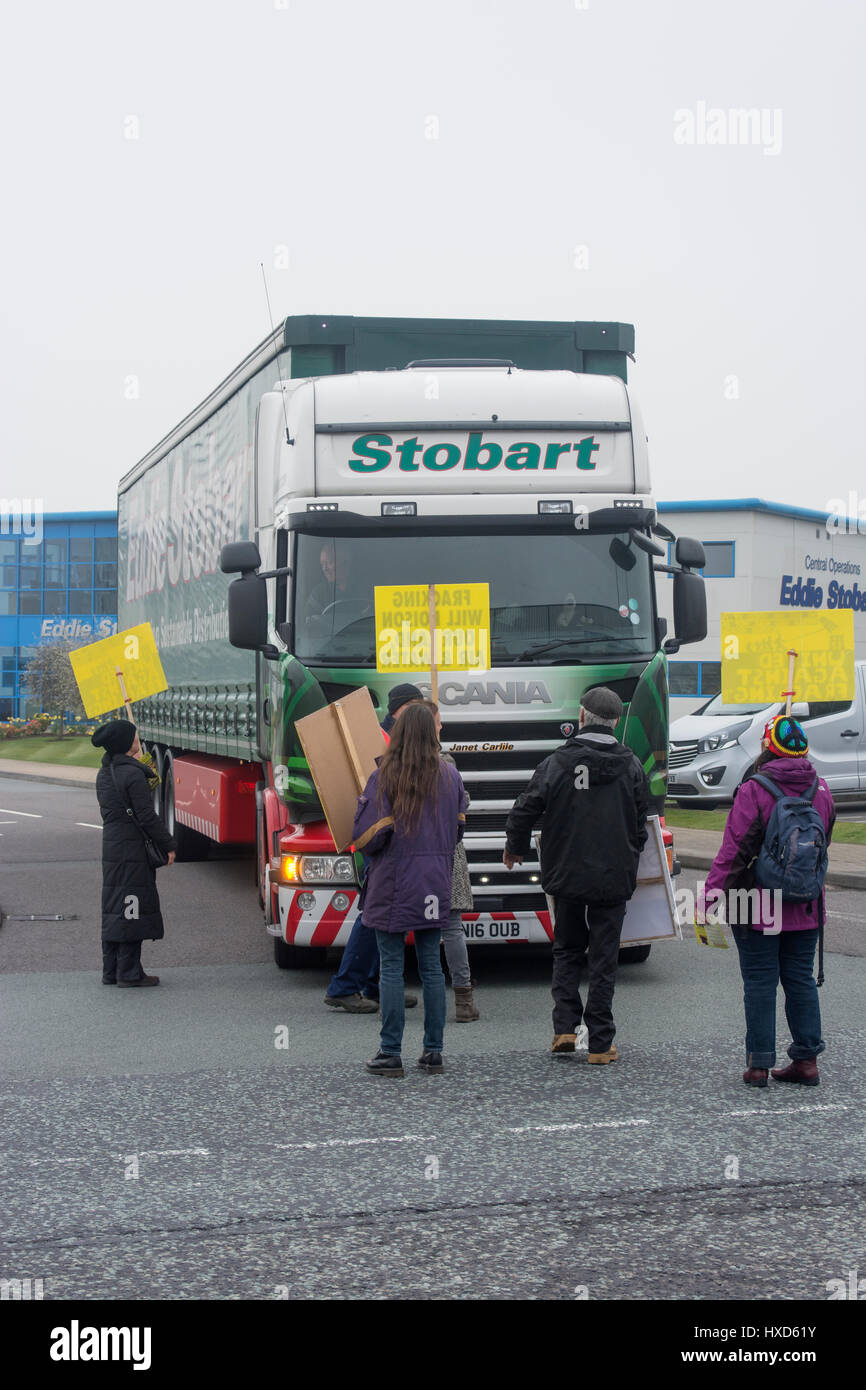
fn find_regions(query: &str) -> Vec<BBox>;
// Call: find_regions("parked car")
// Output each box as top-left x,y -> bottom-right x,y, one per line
668,661 -> 866,808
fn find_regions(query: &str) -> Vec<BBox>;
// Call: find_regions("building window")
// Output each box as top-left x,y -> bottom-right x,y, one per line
19,565 -> 41,589
69,538 -> 93,562
701,542 -> 735,578
93,591 -> 117,615
669,661 -> 722,697
44,539 -> 67,565
68,590 -> 93,615
0,592 -> 15,615
0,539 -> 18,561
93,561 -> 116,589
1,563 -> 17,587
669,662 -> 699,696
43,591 -> 66,614
94,537 -> 117,562
69,562 -> 92,590
19,593 -> 41,615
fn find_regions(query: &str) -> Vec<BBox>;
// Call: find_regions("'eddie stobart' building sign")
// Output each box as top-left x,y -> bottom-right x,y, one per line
780,554 -> 865,611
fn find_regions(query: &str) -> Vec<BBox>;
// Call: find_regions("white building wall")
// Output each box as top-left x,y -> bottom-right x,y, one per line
656,504 -> 866,715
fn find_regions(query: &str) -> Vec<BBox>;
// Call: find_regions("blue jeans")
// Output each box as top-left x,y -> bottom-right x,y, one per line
731,926 -> 825,1068
376,928 -> 446,1057
326,914 -> 380,998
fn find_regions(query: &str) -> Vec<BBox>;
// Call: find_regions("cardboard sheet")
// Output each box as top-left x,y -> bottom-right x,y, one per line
294,686 -> 386,851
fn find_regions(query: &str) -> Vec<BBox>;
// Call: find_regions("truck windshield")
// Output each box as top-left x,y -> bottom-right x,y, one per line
293,530 -> 655,667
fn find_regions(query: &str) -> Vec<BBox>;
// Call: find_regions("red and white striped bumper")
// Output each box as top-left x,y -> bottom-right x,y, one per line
271,887 -> 554,946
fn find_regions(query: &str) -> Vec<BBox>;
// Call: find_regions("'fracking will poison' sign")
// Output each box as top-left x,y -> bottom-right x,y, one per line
374,583 -> 490,673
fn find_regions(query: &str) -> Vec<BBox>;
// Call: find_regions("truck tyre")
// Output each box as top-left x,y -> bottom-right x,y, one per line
274,937 -> 328,970
618,943 -> 652,964
163,753 -> 209,861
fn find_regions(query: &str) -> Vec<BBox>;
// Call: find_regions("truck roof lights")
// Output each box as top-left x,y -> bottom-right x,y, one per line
538,501 -> 573,514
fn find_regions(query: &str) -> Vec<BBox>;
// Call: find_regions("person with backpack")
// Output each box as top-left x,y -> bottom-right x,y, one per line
701,714 -> 835,1088
353,702 -> 469,1077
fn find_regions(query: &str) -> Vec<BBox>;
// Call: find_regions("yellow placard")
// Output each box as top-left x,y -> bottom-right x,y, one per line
69,623 -> 168,718
374,583 -> 490,673
720,611 -> 855,704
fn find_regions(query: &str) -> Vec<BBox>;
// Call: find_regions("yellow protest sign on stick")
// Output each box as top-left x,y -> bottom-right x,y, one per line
720,611 -> 855,705
374,582 -> 491,676
69,623 -> 168,718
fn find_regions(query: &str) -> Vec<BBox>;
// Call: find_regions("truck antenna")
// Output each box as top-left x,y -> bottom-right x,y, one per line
260,261 -> 294,445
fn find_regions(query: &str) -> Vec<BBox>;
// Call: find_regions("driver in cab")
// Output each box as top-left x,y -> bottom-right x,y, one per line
304,542 -> 354,623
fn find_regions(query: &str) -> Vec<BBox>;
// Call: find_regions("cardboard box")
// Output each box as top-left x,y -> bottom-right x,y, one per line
294,687 -> 386,851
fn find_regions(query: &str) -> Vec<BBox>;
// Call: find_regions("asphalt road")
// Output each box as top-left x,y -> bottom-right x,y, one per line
1,775 -> 864,1301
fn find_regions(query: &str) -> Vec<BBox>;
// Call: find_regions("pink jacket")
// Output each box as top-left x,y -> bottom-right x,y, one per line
702,757 -> 835,931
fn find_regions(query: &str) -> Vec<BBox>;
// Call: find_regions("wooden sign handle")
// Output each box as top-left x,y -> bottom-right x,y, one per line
428,581 -> 438,706
783,648 -> 798,716
115,668 -> 134,722
333,701 -> 366,791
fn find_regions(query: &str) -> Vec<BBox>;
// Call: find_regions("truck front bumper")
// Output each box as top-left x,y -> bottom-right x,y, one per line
271,886 -> 555,946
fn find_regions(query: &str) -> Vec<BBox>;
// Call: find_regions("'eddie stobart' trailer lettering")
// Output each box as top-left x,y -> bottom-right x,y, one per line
118,315 -> 707,969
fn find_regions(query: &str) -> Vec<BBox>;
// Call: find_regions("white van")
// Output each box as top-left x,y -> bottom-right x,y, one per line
668,661 -> 866,808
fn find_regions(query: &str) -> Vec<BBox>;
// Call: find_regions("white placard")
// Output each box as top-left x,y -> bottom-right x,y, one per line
536,816 -> 682,945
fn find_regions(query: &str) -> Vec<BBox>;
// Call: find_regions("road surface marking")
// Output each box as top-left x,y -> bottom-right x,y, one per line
277,1134 -> 436,1150
0,808 -> 42,818
0,820 -> 18,824
728,1104 -> 848,1117
507,1119 -> 651,1134
75,822 -> 103,829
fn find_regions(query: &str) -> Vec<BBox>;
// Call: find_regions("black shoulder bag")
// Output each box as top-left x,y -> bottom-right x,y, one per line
108,760 -> 170,869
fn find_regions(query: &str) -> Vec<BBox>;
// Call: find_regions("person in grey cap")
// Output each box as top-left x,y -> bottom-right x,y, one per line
503,687 -> 649,1063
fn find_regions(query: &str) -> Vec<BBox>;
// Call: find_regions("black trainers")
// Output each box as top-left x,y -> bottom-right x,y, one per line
417,1051 -> 444,1073
325,993 -> 378,1013
117,974 -> 160,987
366,1051 -> 404,1077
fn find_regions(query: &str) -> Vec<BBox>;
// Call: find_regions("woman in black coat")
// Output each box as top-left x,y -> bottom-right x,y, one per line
92,719 -> 176,987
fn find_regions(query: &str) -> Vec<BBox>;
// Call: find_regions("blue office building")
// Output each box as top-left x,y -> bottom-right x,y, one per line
0,512 -> 118,719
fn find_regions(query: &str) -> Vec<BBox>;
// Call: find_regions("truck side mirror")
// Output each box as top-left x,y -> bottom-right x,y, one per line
220,541 -> 262,575
672,568 -> 707,645
228,574 -> 269,650
675,537 -> 706,570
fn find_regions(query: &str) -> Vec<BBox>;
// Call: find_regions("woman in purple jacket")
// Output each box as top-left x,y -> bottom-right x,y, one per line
701,715 -> 835,1089
353,702 -> 468,1078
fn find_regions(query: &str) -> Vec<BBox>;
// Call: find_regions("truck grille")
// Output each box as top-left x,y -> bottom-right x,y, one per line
444,726 -> 560,911
668,740 -> 698,769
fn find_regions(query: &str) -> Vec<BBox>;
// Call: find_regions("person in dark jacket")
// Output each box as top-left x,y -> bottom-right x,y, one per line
353,702 -> 468,1077
700,714 -> 835,1088
504,686 -> 649,1063
93,719 -> 176,987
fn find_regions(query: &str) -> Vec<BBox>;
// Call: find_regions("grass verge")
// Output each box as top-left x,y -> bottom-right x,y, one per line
0,737 -> 102,768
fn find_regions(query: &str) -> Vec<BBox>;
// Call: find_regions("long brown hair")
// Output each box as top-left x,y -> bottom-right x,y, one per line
378,701 -> 444,835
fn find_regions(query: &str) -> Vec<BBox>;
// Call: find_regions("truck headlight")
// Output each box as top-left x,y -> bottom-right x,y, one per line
697,720 -> 750,754
297,855 -> 356,883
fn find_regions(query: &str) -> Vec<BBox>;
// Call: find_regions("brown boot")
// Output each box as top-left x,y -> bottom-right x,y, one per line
771,1059 -> 819,1086
551,1034 -> 577,1053
587,1043 -> 619,1065
454,986 -> 479,1021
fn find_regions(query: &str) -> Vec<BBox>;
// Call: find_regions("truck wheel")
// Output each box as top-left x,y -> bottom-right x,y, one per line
163,754 -> 209,861
274,938 -> 328,970
618,943 -> 652,964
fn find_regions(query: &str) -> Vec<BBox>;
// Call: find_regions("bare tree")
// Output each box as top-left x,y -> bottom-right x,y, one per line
22,638 -> 88,737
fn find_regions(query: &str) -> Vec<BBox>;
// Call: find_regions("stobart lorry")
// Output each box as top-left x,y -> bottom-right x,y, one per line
118,315 -> 707,967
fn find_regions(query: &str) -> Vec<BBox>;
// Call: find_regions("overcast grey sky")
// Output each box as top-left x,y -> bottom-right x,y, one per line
2,0 -> 863,514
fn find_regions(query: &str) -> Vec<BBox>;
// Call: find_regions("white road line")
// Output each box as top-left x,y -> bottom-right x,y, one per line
728,1104 -> 849,1117
276,1134 -> 436,1151
507,1119 -> 651,1134
0,808 -> 42,818
0,820 -> 18,824
75,822 -> 103,829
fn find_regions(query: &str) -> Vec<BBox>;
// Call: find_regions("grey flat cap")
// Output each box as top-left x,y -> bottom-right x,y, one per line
581,686 -> 623,721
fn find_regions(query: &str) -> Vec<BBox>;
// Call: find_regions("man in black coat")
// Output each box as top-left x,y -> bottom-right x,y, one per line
93,720 -> 176,987
503,687 -> 649,1063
